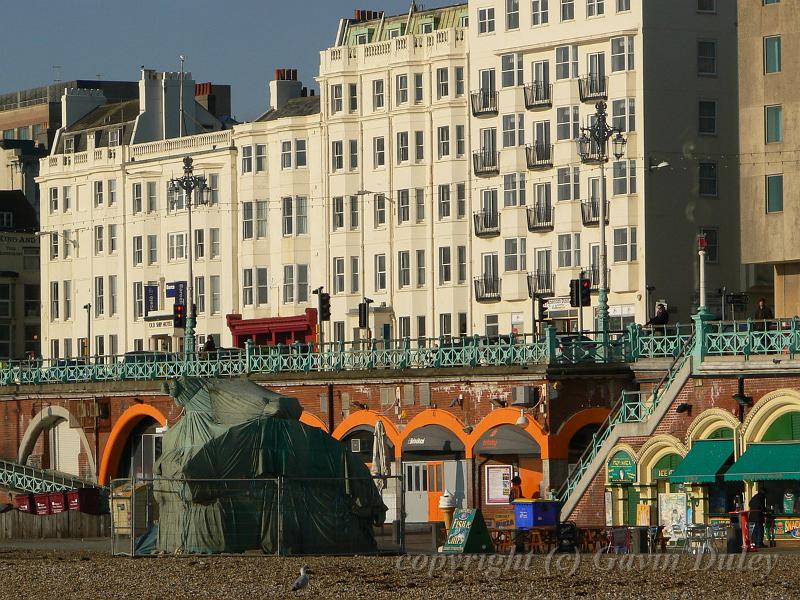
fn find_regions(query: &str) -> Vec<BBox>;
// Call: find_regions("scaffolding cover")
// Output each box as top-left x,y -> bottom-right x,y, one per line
152,377 -> 386,554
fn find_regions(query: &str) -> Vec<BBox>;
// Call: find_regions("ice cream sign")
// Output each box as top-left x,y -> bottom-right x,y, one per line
607,450 -> 637,483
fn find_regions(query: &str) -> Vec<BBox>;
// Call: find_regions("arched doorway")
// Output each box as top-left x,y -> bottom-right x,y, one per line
473,424 -> 542,511
98,404 -> 167,484
402,424 -> 466,523
568,423 -> 602,467
340,425 -> 396,466
18,405 -> 96,480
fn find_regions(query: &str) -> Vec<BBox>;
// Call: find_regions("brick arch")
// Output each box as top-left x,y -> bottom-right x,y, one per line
742,388 -> 800,448
18,405 -> 97,481
685,408 -> 740,447
331,411 -> 402,458
399,409 -> 470,457
299,411 -> 328,432
551,407 -> 611,460
98,404 -> 167,485
467,408 -> 550,459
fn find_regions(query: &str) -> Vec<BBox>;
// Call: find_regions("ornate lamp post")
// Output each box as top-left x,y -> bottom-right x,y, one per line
168,156 -> 208,356
576,101 -> 626,337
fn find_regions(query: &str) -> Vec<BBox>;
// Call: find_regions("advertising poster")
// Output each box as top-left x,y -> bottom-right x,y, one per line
658,493 -> 687,537
605,491 -> 613,526
485,465 -> 512,505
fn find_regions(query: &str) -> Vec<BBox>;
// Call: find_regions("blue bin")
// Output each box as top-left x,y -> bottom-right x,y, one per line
513,501 -> 534,529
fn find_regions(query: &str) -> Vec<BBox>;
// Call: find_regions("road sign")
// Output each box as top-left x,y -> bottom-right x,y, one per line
725,293 -> 749,305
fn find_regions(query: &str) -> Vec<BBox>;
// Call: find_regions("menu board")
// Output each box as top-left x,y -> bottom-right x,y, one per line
441,508 -> 494,554
485,465 -> 513,505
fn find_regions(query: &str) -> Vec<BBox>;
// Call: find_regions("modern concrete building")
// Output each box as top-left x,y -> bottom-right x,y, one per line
739,0 -> 798,316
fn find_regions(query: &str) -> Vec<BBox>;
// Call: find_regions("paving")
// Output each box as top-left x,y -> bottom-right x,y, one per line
0,539 -> 796,599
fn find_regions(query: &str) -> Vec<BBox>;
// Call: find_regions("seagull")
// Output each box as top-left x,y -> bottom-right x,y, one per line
291,565 -> 313,592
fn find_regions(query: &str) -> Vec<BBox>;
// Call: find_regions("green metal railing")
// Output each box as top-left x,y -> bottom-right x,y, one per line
0,458 -> 97,494
558,333 -> 695,503
3,319 -> 799,386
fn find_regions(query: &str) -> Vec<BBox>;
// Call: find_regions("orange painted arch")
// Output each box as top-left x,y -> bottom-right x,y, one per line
550,407 -> 611,460
468,407 -> 550,459
331,411 -> 402,458
299,411 -> 328,432
399,409 -> 472,457
98,403 -> 167,485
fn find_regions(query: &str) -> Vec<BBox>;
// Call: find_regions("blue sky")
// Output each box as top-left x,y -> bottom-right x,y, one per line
0,1 -> 454,121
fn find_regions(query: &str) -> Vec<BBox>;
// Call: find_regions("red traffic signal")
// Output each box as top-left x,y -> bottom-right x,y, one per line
580,278 -> 591,306
173,303 -> 186,328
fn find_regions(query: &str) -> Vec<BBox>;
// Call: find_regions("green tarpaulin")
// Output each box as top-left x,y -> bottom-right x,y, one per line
723,442 -> 800,481
667,439 -> 734,484
151,377 -> 387,555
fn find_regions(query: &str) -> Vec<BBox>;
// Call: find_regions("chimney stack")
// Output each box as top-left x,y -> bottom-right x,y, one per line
269,68 -> 302,111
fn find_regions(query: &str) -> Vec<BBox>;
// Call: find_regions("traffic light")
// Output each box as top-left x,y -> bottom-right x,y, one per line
358,302 -> 368,328
538,297 -> 549,321
319,292 -> 331,322
569,279 -> 580,307
580,278 -> 591,306
173,303 -> 186,328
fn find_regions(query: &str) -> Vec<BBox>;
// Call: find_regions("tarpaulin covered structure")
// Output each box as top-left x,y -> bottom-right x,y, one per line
152,377 -> 387,554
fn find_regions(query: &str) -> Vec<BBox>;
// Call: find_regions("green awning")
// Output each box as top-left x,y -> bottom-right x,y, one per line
723,442 -> 800,481
667,439 -> 734,484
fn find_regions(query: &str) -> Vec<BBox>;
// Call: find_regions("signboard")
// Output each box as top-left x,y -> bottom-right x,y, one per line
607,451 -> 637,483
511,312 -> 524,335
166,281 -> 187,305
604,491 -> 613,526
725,293 -> 750,306
658,493 -> 687,536
441,508 -> 494,554
636,504 -> 651,526
144,285 -> 159,316
609,304 -> 635,318
544,296 -> 572,312
485,464 -> 513,505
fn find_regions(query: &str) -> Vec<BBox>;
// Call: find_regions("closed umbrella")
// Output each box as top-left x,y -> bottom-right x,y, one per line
371,420 -> 389,492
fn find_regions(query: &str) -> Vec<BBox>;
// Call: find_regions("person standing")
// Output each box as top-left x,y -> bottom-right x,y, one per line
508,476 -> 524,502
753,298 -> 774,320
748,487 -> 767,548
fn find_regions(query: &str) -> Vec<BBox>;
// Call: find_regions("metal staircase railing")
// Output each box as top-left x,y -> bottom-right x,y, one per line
0,458 -> 97,494
558,333 -> 695,507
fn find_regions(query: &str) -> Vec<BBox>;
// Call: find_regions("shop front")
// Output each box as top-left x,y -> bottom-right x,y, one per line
473,424 -> 542,523
401,424 -> 466,523
605,449 -> 638,526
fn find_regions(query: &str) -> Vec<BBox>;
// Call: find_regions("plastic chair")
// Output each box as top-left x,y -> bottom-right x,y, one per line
684,525 -> 711,555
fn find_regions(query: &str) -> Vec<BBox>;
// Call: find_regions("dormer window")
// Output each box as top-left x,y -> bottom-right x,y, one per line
64,137 -> 75,153
420,22 -> 434,34
108,128 -> 121,147
389,28 -> 401,39
355,32 -> 370,44
459,15 -> 469,28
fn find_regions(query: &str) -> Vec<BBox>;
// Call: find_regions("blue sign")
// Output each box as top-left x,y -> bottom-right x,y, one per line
166,281 -> 187,305
144,285 -> 159,316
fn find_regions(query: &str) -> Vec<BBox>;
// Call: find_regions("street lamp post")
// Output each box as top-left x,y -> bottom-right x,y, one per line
576,101 -> 627,338
169,157 -> 208,357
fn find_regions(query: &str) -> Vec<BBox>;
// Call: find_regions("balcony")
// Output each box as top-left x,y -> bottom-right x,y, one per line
526,143 -> 554,170
527,272 -> 555,297
474,276 -> 501,302
524,82 -> 552,109
578,75 -> 608,103
526,203 -> 554,232
470,89 -> 498,116
584,266 -> 611,291
472,150 -> 499,176
580,199 -> 609,226
473,210 -> 501,238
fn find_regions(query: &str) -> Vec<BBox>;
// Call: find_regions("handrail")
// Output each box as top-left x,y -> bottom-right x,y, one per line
557,332 -> 694,503
0,457 -> 97,493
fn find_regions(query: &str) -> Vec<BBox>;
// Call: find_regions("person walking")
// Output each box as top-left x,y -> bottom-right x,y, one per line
748,487 -> 767,548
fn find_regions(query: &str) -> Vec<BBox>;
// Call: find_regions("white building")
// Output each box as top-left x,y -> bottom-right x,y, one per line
38,1 -> 742,357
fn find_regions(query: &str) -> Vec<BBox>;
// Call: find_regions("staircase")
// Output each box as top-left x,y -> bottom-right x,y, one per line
0,458 -> 97,494
558,335 -> 694,518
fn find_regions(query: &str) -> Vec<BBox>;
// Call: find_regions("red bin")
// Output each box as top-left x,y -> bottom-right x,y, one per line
67,488 -> 100,515
14,494 -> 34,513
33,494 -> 51,516
48,492 -> 67,514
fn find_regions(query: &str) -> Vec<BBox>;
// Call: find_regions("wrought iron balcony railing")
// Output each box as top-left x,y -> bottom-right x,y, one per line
580,199 -> 609,226
473,276 -> 501,302
473,210 -> 501,237
472,150 -> 499,176
470,89 -> 498,116
526,143 -> 554,170
526,203 -> 554,232
527,271 -> 555,296
578,75 -> 608,102
584,266 -> 611,290
524,81 -> 553,109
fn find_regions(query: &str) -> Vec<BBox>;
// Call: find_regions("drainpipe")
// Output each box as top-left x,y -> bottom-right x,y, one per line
327,383 -> 335,433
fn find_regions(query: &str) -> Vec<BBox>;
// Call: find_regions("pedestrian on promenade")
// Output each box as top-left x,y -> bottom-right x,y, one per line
748,487 -> 767,548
